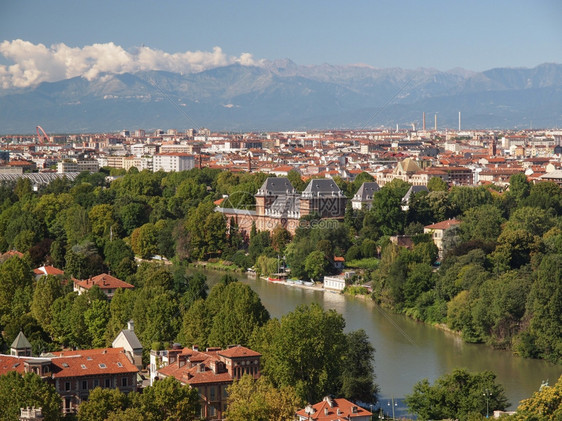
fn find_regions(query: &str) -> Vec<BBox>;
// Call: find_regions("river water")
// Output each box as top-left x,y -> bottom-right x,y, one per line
199,269 -> 561,415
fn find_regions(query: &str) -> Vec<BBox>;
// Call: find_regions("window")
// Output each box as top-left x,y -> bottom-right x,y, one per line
65,382 -> 71,391
209,405 -> 216,417
99,363 -> 106,369
117,362 -> 123,367
222,385 -> 228,398
105,378 -> 111,388
210,386 -> 216,400
81,364 -> 87,369
121,377 -> 128,387
93,379 -> 99,388
82,380 -> 88,390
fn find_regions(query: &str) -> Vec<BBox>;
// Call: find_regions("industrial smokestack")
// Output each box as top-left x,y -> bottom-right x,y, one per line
458,111 -> 461,132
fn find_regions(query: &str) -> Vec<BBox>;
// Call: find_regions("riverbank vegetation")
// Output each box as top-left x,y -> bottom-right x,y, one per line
0,168 -> 559,365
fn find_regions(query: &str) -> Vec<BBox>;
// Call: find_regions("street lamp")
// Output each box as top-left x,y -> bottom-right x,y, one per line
387,397 -> 397,420
483,388 -> 492,418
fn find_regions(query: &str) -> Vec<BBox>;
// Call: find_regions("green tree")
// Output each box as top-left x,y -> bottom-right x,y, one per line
0,257 -> 32,322
449,186 -> 493,214
525,181 -> 562,213
427,176 -> 448,192
31,275 -> 64,334
131,376 -> 200,421
103,239 -> 136,281
461,204 -> 505,243
340,329 -> 379,403
368,180 -> 409,236
207,282 -> 270,348
185,201 -> 227,260
88,204 -> 118,241
118,202 -> 149,236
77,387 -> 129,421
255,255 -> 278,277
180,298 -> 211,349
0,371 -> 61,421
271,225 -> 291,253
405,369 -> 509,421
131,223 -> 159,258
105,288 -> 136,345
84,299 -> 110,348
525,254 -> 562,363
132,286 -> 180,349
257,303 -> 348,403
507,173 -> 530,205
62,205 -> 91,246
304,250 -> 330,282
287,169 -> 306,192
511,375 -> 562,420
225,374 -> 304,421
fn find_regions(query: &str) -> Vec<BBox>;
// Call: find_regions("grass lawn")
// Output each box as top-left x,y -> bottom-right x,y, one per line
345,257 -> 380,270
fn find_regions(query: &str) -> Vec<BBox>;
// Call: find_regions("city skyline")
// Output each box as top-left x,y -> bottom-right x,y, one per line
2,0 -> 562,89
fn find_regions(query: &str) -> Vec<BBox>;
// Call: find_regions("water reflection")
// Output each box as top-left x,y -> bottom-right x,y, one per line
199,269 -> 561,409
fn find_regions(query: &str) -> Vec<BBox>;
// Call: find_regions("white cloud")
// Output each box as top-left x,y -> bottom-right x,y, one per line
0,40 -> 263,89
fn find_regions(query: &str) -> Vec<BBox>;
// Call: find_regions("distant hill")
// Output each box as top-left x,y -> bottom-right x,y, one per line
1,61 -> 561,133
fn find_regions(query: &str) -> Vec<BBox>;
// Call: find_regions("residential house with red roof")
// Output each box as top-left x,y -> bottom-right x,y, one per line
296,396 -> 372,421
33,265 -> 64,280
0,332 -> 139,415
424,219 -> 461,258
73,273 -> 134,299
151,344 -> 261,420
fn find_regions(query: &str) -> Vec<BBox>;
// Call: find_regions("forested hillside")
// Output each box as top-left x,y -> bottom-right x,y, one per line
0,168 -> 559,364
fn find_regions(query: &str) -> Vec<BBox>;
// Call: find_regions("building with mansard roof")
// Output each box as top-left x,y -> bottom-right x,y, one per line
351,181 -> 380,210
218,177 -> 346,236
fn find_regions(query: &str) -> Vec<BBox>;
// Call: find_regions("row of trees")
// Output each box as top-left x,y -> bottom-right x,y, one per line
3,364 -> 559,421
363,174 -> 562,364
0,166 -> 560,364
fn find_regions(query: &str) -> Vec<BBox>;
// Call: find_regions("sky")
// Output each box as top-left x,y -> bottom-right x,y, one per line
1,0 -> 562,89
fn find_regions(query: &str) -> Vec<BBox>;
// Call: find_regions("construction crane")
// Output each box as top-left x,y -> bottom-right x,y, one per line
36,125 -> 50,143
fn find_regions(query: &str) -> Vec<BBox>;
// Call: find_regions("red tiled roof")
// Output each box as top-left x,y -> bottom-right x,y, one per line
296,397 -> 372,420
33,265 -> 64,276
74,273 -> 134,291
0,355 -> 26,375
0,347 -> 138,378
218,345 -> 261,359
425,219 -> 461,230
51,348 -> 138,378
1,250 -> 24,259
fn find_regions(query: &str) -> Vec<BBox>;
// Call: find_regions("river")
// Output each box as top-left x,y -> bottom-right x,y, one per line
198,269 -> 561,416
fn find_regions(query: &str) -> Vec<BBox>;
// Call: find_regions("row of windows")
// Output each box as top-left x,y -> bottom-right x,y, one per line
63,377 -> 129,391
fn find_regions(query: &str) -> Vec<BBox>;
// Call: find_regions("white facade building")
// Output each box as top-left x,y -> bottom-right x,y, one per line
152,153 -> 195,172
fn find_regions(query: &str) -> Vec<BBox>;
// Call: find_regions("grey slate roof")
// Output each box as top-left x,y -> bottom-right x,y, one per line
353,182 -> 380,202
257,177 -> 296,196
120,329 -> 143,351
269,194 -> 300,215
11,331 -> 31,349
402,185 -> 429,204
302,179 -> 344,197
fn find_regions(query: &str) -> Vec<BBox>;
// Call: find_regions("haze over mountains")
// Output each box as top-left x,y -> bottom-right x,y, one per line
1,60 -> 562,133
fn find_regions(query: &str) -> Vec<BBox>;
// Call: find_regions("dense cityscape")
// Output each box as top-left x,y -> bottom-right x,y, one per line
0,124 -> 559,420
3,1 -> 562,420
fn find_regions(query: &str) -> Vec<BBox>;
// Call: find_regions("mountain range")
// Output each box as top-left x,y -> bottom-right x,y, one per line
1,60 -> 562,133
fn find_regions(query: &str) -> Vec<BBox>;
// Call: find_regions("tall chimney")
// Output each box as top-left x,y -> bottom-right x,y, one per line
434,114 -> 437,131
458,111 -> 461,131
422,112 -> 426,131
